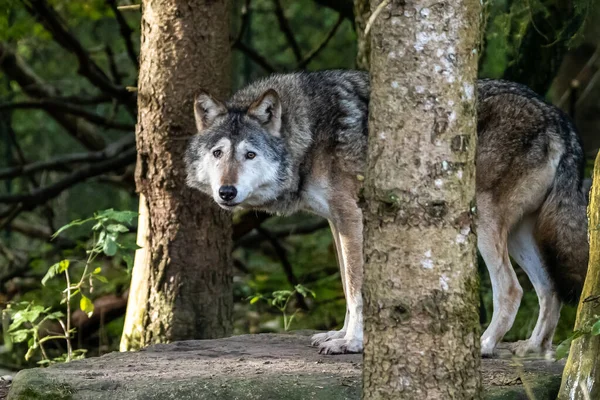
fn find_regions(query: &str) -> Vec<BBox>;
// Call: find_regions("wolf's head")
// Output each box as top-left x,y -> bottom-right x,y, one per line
185,89 -> 289,210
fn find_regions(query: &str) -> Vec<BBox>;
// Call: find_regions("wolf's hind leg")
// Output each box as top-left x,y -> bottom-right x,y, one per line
318,200 -> 363,355
311,222 -> 348,346
507,214 -> 561,358
478,197 -> 523,357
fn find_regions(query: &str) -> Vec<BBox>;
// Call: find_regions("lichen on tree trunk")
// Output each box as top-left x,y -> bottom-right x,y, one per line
361,0 -> 482,398
120,0 -> 233,351
558,151 -> 600,400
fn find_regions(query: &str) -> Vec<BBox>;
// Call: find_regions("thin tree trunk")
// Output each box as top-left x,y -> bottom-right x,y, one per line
120,0 -> 233,351
361,0 -> 482,398
558,151 -> 600,400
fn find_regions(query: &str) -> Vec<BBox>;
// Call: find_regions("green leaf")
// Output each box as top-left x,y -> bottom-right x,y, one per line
51,218 -> 94,239
591,319 -> 600,336
41,260 -> 69,286
11,329 -> 30,343
97,230 -> 107,247
93,267 -> 102,274
41,263 -> 59,286
555,338 -> 571,360
295,284 -> 315,299
58,260 -> 70,273
249,296 -> 261,305
103,237 -> 118,256
555,331 -> 584,360
94,275 -> 108,284
80,295 -> 94,317
272,290 -> 292,299
10,305 -> 46,330
107,224 -> 129,233
72,348 -> 88,360
95,209 -> 138,224
46,311 -> 65,320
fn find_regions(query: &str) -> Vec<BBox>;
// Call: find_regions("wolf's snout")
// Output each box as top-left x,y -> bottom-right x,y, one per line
219,185 -> 237,201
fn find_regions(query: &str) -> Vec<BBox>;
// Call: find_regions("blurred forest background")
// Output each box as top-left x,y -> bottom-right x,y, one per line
0,0 -> 598,369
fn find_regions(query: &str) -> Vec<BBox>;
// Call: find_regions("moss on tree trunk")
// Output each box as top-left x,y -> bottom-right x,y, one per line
120,0 -> 233,351
558,151 -> 600,399
361,0 -> 482,398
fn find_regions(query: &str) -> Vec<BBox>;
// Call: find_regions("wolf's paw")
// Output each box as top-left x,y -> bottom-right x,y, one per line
507,340 -> 553,359
311,330 -> 346,346
318,338 -> 363,355
480,338 -> 498,358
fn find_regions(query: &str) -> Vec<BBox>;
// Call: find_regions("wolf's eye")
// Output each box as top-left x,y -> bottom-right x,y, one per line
213,150 -> 222,158
246,152 -> 256,160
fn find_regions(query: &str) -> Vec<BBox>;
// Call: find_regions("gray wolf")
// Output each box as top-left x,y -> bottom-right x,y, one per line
185,71 -> 589,357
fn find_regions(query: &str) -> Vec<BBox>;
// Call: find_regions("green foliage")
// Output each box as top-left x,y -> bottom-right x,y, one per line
3,209 -> 137,366
249,284 -> 315,331
480,0 -> 594,92
555,315 -> 600,360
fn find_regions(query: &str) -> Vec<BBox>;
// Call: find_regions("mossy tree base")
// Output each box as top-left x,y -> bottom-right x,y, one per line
7,333 -> 564,400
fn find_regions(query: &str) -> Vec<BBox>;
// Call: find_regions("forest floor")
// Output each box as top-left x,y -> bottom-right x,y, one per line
6,332 -> 565,400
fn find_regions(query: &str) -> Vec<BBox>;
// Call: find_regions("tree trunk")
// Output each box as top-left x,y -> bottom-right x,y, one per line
120,0 -> 233,351
361,0 -> 482,398
558,151 -> 600,400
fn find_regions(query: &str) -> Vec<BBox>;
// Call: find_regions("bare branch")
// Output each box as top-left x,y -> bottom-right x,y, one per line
234,0 -> 252,44
235,219 -> 329,248
22,0 -> 135,108
105,45 -> 122,84
232,211 -> 271,240
0,148 -> 136,211
0,204 -> 23,231
106,0 -> 139,69
313,0 -> 354,22
0,135 -> 135,180
3,107 -> 57,231
8,219 -> 52,240
0,100 -> 135,131
297,13 -> 344,69
0,43 -> 107,150
117,4 -> 140,11
232,40 -> 277,73
273,0 -> 302,62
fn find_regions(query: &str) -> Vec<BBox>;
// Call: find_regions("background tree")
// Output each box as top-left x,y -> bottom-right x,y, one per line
360,0 -> 481,398
119,0 -> 234,350
557,150 -> 600,400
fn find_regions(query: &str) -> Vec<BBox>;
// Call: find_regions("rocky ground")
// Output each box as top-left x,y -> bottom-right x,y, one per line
6,332 -> 565,400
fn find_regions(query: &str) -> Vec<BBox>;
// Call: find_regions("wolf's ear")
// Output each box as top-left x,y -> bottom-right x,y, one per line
247,89 -> 282,137
194,91 -> 226,132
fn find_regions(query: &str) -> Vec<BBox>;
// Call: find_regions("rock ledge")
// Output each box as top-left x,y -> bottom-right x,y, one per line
8,333 -> 565,400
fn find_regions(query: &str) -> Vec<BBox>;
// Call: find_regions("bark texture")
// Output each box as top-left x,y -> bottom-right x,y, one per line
120,0 -> 233,351
558,151 -> 600,400
361,0 -> 482,398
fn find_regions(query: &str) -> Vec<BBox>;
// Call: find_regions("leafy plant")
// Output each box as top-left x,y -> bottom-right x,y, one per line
249,284 -> 315,331
4,209 -> 138,365
555,316 -> 600,360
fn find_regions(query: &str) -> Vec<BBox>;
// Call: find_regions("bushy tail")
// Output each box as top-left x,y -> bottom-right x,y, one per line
535,152 -> 589,303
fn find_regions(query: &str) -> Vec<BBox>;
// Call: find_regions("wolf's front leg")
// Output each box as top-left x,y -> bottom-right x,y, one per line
318,201 -> 364,355
311,222 -> 348,346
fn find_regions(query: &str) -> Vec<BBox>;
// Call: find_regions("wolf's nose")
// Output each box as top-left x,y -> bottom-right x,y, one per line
219,185 -> 237,201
